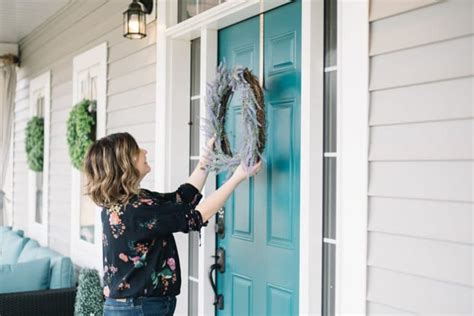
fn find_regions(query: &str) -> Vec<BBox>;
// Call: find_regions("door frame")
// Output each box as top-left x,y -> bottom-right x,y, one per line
154,0 -> 369,314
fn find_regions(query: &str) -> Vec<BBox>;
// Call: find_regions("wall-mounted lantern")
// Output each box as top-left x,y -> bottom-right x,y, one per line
123,0 -> 153,39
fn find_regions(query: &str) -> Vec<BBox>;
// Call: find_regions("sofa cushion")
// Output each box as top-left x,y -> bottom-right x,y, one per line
0,231 -> 29,265
50,256 -> 75,289
17,239 -> 40,261
0,257 -> 51,294
17,246 -> 75,289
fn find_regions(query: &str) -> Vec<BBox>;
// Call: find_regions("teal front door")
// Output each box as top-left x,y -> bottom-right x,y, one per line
216,1 -> 301,315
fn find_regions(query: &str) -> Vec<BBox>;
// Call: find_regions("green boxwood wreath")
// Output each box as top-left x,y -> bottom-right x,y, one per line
67,99 -> 96,170
25,116 -> 44,172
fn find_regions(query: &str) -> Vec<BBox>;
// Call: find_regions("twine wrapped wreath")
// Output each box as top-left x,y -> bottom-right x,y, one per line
203,62 -> 266,176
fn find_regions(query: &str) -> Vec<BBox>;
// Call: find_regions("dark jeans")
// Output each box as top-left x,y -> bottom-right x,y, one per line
104,296 -> 177,316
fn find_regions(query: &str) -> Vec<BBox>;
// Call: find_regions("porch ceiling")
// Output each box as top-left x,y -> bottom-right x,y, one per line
0,0 -> 72,44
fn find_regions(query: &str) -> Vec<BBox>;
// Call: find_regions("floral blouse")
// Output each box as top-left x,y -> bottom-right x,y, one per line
101,183 -> 206,299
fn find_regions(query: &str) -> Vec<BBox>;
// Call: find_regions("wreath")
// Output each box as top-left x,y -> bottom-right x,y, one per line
203,62 -> 266,175
25,116 -> 44,172
67,99 -> 96,170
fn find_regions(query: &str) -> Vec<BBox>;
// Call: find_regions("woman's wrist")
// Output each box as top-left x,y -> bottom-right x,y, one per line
230,172 -> 245,185
197,160 -> 210,173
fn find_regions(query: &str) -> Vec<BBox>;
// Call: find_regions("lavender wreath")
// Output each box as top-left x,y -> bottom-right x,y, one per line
203,62 -> 266,176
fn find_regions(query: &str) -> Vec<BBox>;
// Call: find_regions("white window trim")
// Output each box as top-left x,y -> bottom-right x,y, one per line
27,71 -> 51,247
335,0 -> 369,314
70,42 -> 107,271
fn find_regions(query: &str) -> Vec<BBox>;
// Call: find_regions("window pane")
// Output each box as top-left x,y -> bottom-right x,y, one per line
324,0 -> 337,67
191,38 -> 201,97
189,231 -> 200,278
323,1 -> 337,314
323,157 -> 336,239
322,243 -> 336,316
199,0 -> 220,13
78,70 -> 89,100
80,173 -> 96,243
188,36 -> 201,316
37,96 -> 45,117
323,71 -> 337,153
190,99 -> 201,157
35,172 -> 43,224
178,0 -> 224,23
178,0 -> 198,22
188,279 -> 199,316
90,76 -> 98,100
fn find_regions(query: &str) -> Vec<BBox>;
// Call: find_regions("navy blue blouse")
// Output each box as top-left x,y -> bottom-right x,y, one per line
101,183 -> 205,299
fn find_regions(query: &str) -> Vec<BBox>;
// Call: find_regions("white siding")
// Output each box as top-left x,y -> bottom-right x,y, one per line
13,0 -> 157,256
370,35 -> 473,91
367,0 -> 474,314
12,79 -> 30,232
370,0 -> 472,55
369,0 -> 439,22
367,301 -> 415,316
370,77 -> 473,126
368,268 -> 472,314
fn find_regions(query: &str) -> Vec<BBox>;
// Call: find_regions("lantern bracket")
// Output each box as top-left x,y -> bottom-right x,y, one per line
138,0 -> 153,14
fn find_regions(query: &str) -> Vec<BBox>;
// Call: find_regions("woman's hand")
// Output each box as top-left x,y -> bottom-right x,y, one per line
196,159 -> 263,222
232,160 -> 263,183
198,137 -> 215,171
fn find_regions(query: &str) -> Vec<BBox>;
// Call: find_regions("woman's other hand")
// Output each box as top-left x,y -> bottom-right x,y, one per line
232,160 -> 263,183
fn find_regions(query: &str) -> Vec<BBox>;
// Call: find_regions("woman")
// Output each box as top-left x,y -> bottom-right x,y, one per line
84,132 -> 261,316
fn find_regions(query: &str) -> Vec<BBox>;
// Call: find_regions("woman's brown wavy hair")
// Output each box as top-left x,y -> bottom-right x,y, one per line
83,132 -> 141,208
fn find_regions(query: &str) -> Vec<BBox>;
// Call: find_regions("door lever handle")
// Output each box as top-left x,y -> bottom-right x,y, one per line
208,247 -> 225,310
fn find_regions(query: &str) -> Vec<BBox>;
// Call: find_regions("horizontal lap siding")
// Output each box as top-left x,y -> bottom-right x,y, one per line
367,301 -> 415,316
370,0 -> 472,54
370,35 -> 473,91
14,1 -> 157,258
370,119 -> 473,161
368,232 -> 472,287
106,26 -> 157,190
369,197 -> 472,244
369,161 -> 473,202
369,0 -> 439,22
370,77 -> 473,125
367,0 -> 473,314
367,268 -> 472,314
12,79 -> 29,233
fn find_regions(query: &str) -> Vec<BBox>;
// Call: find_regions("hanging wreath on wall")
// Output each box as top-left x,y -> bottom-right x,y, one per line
25,116 -> 44,172
67,99 -> 96,170
203,62 -> 266,175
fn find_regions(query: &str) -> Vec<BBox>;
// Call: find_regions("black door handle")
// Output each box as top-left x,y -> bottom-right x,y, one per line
208,247 -> 225,310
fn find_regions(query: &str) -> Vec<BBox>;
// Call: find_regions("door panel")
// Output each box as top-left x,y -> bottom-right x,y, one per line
216,1 -> 301,314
